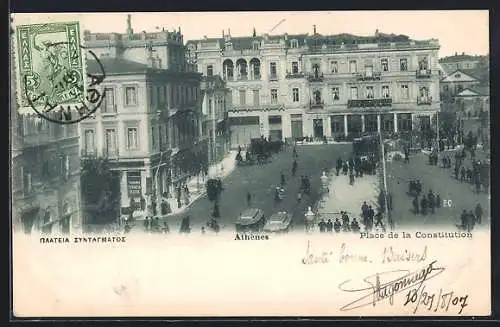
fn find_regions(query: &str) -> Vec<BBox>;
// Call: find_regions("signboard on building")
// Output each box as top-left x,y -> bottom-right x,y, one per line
127,171 -> 142,197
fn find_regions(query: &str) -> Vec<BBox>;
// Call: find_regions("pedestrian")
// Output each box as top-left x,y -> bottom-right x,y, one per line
420,197 -> 428,215
460,210 -> 468,230
350,218 -> 360,233
412,196 -> 419,214
467,210 -> 476,232
460,167 -> 466,182
342,161 -> 348,175
201,226 -> 206,235
336,157 -> 343,176
326,219 -> 333,232
154,217 -> 160,232
374,211 -> 386,232
246,192 -> 252,206
162,221 -> 170,234
124,222 -> 131,233
368,205 -> 375,226
280,171 -> 286,186
333,218 -> 341,233
318,219 -> 326,233
475,203 -> 483,224
296,191 -> 302,203
144,217 -> 150,231
427,190 -> 435,214
435,194 -> 441,208
349,171 -> 355,185
292,160 -> 298,176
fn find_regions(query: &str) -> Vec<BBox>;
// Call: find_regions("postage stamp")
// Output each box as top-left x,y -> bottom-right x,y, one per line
14,21 -> 86,111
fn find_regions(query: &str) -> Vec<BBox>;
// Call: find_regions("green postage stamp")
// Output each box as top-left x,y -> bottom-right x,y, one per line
14,21 -> 86,110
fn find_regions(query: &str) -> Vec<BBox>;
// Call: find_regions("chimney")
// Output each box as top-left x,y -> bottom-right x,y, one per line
253,27 -> 256,37
228,28 -> 231,36
222,30 -> 225,37
462,52 -> 465,55
313,25 -> 317,35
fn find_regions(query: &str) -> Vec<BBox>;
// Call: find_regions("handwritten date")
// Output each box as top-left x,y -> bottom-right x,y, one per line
404,286 -> 469,314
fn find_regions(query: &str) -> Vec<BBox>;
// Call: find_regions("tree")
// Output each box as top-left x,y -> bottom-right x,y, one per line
81,156 -> 120,225
438,111 -> 457,141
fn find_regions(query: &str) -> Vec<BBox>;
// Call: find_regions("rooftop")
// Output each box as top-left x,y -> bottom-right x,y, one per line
87,58 -> 148,75
186,31 -> 439,51
439,53 -> 486,63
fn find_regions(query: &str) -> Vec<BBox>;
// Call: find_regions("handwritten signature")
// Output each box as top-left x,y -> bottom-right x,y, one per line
338,260 -> 445,311
404,286 -> 468,314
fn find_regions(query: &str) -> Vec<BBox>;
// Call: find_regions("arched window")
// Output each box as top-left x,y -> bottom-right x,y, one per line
312,64 -> 320,78
207,65 -> 213,76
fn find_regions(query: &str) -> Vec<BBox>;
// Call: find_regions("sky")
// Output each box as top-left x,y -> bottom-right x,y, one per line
13,11 -> 489,58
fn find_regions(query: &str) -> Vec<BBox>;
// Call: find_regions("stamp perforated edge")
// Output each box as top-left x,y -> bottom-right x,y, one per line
11,15 -> 88,115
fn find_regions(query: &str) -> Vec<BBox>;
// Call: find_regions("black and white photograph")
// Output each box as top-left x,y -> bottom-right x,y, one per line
10,10 -> 491,317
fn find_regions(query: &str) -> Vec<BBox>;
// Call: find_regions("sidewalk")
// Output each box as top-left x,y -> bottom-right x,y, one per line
315,171 -> 381,230
163,150 -> 238,217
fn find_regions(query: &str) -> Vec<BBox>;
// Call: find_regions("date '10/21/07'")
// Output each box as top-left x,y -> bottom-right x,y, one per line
404,285 -> 468,314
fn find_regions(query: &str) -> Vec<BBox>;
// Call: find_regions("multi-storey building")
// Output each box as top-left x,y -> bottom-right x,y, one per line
83,16 -> 203,217
200,75 -> 231,164
186,28 -> 441,146
11,51 -> 82,235
439,52 -> 486,72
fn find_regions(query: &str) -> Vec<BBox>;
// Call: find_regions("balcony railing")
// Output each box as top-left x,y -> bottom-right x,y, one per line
309,100 -> 325,109
285,72 -> 305,79
252,74 -> 261,80
237,75 -> 248,81
229,104 -> 284,112
417,96 -> 433,105
81,149 -> 97,158
103,148 -> 120,159
416,69 -> 432,78
269,74 -> 278,81
347,98 -> 392,108
356,72 -> 382,81
307,73 -> 324,82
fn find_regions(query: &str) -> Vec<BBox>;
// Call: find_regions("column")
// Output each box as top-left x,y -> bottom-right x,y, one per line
361,115 -> 366,133
343,114 -> 348,137
393,113 -> 398,133
377,114 -> 381,133
325,116 -> 332,137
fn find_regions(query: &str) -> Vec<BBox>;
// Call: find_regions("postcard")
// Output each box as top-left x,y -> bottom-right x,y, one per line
10,11 -> 491,317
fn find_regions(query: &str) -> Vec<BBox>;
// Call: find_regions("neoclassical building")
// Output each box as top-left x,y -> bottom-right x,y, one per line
186,28 -> 441,146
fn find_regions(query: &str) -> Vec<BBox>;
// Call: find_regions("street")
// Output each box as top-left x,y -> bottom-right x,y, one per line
386,151 -> 490,229
151,144 -> 352,233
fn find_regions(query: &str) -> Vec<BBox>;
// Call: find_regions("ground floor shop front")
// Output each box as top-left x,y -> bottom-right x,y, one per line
228,110 -> 438,147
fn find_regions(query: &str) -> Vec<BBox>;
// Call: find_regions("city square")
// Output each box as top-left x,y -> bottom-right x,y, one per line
11,12 -> 490,237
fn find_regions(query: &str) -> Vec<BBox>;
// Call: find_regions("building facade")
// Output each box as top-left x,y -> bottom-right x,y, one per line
186,29 -> 441,147
83,19 -> 203,218
200,75 -> 231,164
11,51 -> 82,235
439,52 -> 485,72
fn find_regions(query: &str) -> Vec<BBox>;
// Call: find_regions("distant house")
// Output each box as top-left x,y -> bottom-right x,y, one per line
440,69 -> 481,99
439,52 -> 485,71
454,86 -> 490,117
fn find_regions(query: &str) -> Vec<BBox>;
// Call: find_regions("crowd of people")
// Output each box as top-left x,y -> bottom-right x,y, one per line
459,204 -> 484,232
408,180 -> 442,215
317,211 -> 361,233
335,155 -> 377,186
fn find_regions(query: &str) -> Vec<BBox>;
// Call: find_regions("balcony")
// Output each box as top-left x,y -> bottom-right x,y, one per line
356,72 -> 382,81
417,96 -> 433,105
229,104 -> 284,112
102,148 -> 120,160
81,149 -> 97,158
347,98 -> 392,108
416,69 -> 432,78
309,100 -> 325,109
237,75 -> 248,81
285,72 -> 305,79
269,74 -> 279,81
307,73 -> 324,82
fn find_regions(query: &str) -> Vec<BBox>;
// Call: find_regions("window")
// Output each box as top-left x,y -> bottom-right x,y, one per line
105,129 -> 117,155
208,98 -> 213,114
454,73 -> 461,78
252,42 -> 260,50
292,88 -> 299,102
270,62 -> 277,79
102,88 -> 115,113
443,85 -> 449,92
381,59 -> 389,72
271,89 -> 278,104
400,58 -> 408,71
365,65 -> 373,77
418,56 -> 428,70
239,90 -> 246,105
125,87 -> 137,106
207,65 -> 213,76
253,90 -> 260,106
313,90 -> 322,104
400,84 -> 409,99
366,86 -> 374,99
332,87 -> 340,101
152,126 -> 156,149
382,85 -> 390,98
350,87 -> 358,100
22,166 -> 32,195
349,60 -> 357,73
330,61 -> 338,73
84,129 -> 95,153
127,127 -> 138,149
225,43 -> 233,51
292,62 -> 299,74
290,40 -> 298,48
